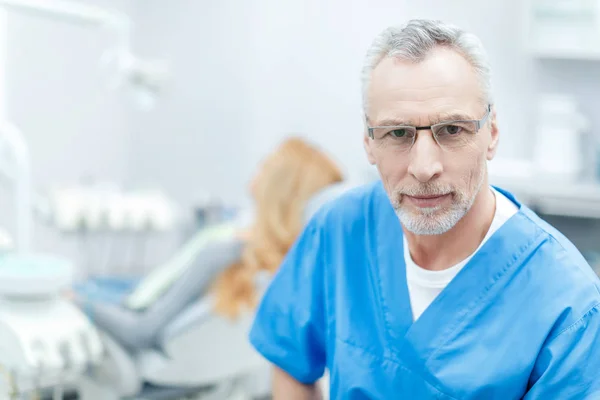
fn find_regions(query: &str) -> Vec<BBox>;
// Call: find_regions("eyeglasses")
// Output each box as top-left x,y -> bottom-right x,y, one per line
366,105 -> 492,152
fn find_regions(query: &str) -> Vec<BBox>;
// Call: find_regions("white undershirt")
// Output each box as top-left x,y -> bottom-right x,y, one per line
404,188 -> 519,321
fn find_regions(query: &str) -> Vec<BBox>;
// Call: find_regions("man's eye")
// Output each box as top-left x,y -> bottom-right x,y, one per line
390,129 -> 408,138
444,125 -> 462,135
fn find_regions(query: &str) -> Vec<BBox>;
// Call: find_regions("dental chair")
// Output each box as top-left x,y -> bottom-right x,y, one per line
82,182 -> 358,400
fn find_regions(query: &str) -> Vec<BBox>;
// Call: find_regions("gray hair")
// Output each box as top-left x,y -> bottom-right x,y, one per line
361,19 -> 493,112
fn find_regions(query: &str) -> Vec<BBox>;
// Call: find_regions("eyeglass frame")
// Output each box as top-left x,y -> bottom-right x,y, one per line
366,104 -> 492,146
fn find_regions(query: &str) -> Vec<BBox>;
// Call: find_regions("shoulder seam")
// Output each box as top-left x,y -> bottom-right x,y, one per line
550,302 -> 600,341
520,211 -> 600,298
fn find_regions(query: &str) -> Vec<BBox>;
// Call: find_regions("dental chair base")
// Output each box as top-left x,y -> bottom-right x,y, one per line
0,296 -> 104,397
0,253 -> 104,398
91,297 -> 270,399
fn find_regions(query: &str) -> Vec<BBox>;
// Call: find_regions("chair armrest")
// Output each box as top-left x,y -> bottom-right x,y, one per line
158,296 -> 213,348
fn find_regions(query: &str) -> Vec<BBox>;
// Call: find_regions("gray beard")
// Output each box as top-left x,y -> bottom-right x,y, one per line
396,172 -> 485,236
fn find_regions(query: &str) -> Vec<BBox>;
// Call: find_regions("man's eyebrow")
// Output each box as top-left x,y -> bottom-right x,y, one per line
367,117 -> 417,127
429,113 -> 475,125
367,112 -> 476,127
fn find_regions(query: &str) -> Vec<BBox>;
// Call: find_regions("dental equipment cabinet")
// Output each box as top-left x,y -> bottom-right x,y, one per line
0,0 -> 169,398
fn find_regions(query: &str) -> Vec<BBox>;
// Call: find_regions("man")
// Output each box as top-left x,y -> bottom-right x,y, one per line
249,19 -> 600,399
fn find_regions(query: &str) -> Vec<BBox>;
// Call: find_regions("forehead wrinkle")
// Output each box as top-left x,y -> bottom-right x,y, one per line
369,90 -> 478,121
428,111 -> 476,125
370,116 -> 417,127
370,109 -> 475,127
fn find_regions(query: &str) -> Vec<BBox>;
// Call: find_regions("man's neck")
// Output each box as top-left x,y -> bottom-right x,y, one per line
404,183 -> 496,271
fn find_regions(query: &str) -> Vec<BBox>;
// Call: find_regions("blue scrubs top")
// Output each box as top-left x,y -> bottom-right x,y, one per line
249,181 -> 600,399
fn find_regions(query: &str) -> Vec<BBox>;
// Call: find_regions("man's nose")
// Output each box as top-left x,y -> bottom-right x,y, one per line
407,131 -> 443,183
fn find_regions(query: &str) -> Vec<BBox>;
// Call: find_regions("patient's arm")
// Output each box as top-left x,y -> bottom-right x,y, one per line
75,237 -> 244,350
272,366 -> 323,400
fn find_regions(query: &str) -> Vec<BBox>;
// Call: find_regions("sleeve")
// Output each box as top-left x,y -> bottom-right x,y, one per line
524,304 -> 600,400
248,219 -> 327,384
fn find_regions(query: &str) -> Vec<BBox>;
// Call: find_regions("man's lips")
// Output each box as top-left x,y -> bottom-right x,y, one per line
404,193 -> 451,208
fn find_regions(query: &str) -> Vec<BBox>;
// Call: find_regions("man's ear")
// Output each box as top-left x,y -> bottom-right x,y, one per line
364,132 -> 376,165
486,106 -> 499,161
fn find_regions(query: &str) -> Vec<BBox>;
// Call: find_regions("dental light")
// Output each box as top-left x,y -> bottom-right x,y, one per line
0,0 -> 169,253
0,0 -> 170,111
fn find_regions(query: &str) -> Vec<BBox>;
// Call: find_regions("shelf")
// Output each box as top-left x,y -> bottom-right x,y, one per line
490,175 -> 600,219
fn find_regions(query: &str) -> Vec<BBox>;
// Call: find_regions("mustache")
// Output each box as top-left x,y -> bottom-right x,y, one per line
396,183 -> 454,197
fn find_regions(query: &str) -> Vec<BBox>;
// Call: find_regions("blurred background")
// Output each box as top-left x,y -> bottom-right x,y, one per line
0,0 -> 599,399
3,0 -> 600,271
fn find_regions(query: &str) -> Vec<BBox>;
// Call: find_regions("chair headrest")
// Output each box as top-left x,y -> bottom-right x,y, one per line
303,182 -> 357,223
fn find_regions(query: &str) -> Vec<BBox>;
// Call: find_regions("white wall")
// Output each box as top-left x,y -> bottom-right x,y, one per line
129,0 -> 255,208
128,0 -> 542,209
